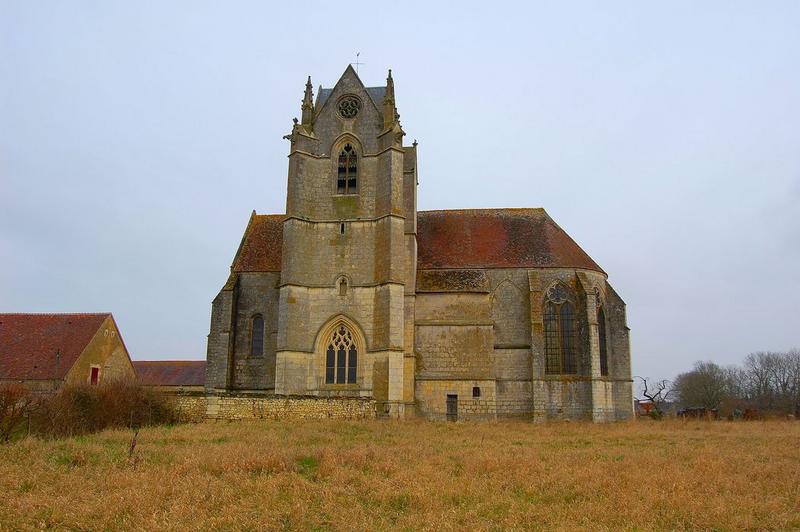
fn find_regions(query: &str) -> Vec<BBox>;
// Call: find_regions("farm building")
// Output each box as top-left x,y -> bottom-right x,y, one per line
0,313 -> 136,393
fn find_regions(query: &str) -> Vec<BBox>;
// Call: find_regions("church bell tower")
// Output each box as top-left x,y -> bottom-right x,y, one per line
274,66 -> 418,418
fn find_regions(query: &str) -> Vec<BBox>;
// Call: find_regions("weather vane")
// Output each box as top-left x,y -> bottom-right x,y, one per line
353,52 -> 364,73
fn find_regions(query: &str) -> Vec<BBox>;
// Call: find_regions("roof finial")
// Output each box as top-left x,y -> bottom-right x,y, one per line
301,76 -> 314,125
383,68 -> 396,130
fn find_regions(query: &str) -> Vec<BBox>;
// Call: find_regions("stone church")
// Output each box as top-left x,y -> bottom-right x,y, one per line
205,66 -> 633,421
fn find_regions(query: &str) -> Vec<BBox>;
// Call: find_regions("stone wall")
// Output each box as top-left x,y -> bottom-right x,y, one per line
413,268 -> 633,422
495,380 -> 533,416
0,379 -> 61,395
171,392 -> 207,422
230,272 -> 281,390
65,315 -> 136,386
530,378 -> 594,420
205,285 -> 234,390
206,394 -> 376,420
171,393 -> 375,421
415,379 -> 498,420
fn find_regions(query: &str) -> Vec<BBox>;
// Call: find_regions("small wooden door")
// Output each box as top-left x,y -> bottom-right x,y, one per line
446,394 -> 458,421
90,367 -> 99,385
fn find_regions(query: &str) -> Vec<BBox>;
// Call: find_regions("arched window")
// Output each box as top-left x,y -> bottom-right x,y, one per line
337,144 -> 357,194
598,307 -> 609,376
250,314 -> 264,357
325,324 -> 358,384
543,284 -> 577,375
560,302 -> 576,374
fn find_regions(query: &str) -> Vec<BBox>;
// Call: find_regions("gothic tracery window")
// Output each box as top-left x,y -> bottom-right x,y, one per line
338,96 -> 361,118
598,307 -> 609,376
325,325 -> 358,384
543,283 -> 577,375
337,144 -> 357,194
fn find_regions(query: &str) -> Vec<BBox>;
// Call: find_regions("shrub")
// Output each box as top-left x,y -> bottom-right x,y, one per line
32,381 -> 179,439
0,383 -> 39,442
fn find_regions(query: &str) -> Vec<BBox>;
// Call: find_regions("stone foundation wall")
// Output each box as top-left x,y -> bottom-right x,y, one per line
415,380 -> 499,420
495,380 -> 534,416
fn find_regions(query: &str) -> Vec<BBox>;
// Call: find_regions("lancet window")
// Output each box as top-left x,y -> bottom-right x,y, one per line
598,307 -> 609,376
337,144 -> 357,194
250,314 -> 264,357
543,283 -> 578,375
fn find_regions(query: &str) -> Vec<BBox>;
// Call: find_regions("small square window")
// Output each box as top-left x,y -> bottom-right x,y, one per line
472,386 -> 480,398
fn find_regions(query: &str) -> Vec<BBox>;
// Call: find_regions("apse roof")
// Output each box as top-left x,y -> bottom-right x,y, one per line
416,209 -> 604,273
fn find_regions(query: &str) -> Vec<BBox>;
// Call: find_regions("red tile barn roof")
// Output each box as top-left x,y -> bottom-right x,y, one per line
133,360 -> 206,387
232,209 -> 603,275
0,313 -> 110,380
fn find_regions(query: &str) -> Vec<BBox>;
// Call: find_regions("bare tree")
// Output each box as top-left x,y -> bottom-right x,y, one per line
744,352 -> 777,409
635,376 -> 672,417
784,349 -> 800,416
723,365 -> 748,401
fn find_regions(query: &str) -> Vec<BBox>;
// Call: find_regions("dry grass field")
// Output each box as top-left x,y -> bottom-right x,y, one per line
1,419 -> 798,531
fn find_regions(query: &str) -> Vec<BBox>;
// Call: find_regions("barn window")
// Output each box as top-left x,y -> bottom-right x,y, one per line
543,283 -> 578,375
89,366 -> 99,385
250,314 -> 264,357
598,307 -> 609,376
337,144 -> 357,194
472,386 -> 481,398
325,324 -> 357,384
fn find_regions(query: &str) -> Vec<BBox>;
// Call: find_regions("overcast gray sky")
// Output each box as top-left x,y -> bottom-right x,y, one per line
1,1 -> 798,380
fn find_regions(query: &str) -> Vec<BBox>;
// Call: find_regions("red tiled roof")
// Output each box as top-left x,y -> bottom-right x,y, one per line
229,209 -> 602,274
231,213 -> 285,272
0,313 -> 110,380
417,209 -> 604,273
133,360 -> 206,387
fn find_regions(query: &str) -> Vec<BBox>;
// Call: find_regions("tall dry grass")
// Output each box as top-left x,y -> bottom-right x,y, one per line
0,419 -> 798,530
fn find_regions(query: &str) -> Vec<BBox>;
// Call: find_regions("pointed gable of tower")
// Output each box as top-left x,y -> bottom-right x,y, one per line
316,65 -> 385,115
310,65 -> 387,156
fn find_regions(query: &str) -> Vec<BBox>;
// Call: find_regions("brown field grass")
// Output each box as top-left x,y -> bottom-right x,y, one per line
0,419 -> 798,531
